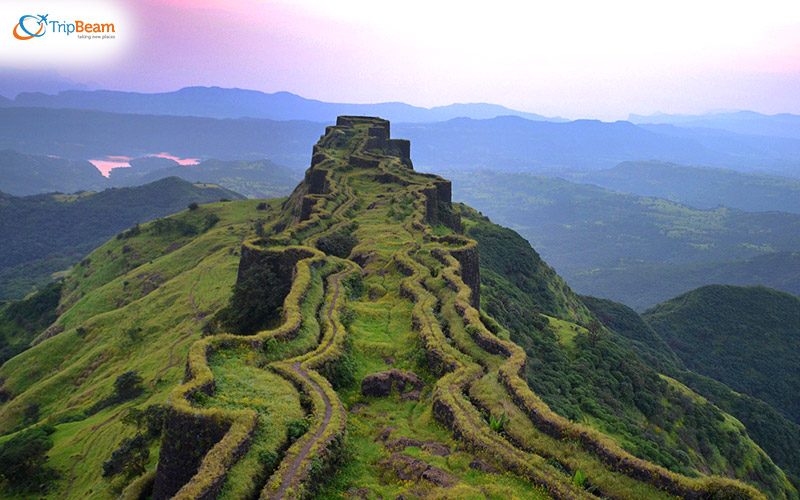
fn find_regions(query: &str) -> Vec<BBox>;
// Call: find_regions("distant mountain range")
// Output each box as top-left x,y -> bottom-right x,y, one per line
0,150 -> 299,200
4,107 -> 800,176
0,107 -> 323,168
0,149 -> 106,195
572,160 -> 800,214
446,169 -> 800,310
629,110 -> 800,140
3,86 -> 567,123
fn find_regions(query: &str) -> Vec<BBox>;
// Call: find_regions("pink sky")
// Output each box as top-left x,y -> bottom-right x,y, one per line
8,0 -> 800,120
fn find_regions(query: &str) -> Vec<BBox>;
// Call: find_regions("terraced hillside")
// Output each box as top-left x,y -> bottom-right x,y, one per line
0,117 -> 794,500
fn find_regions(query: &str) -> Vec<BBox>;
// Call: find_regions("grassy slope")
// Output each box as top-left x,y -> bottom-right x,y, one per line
0,198 -> 274,499
0,177 -> 244,300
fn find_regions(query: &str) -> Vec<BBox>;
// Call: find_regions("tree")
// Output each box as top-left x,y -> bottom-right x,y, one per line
114,371 -> 144,401
587,319 -> 603,347
0,425 -> 56,490
22,403 -> 40,426
187,201 -> 199,210
316,231 -> 358,258
102,434 -> 149,479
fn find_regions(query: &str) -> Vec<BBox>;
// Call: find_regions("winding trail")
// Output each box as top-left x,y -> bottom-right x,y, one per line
270,362 -> 334,500
268,261 -> 354,499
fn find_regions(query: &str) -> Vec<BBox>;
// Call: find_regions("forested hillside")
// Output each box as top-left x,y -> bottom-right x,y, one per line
643,285 -> 800,425
0,178 -> 243,300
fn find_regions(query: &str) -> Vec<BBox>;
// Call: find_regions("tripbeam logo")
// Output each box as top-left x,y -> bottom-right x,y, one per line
12,13 -> 116,40
13,14 -> 47,40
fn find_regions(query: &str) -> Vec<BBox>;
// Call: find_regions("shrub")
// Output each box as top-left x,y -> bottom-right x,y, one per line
287,418 -> 310,443
114,371 -> 145,401
188,202 -> 199,211
0,424 -> 56,491
258,449 -> 279,471
126,327 -> 143,342
488,412 -> 508,434
323,352 -> 357,390
339,306 -> 357,329
22,403 -> 40,426
203,213 -> 220,231
316,232 -> 358,258
102,434 -> 149,479
256,202 -> 268,210
342,273 -> 365,300
122,404 -> 167,438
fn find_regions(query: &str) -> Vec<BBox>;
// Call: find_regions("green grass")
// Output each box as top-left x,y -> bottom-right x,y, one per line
0,199 -> 279,498
204,354 -> 305,500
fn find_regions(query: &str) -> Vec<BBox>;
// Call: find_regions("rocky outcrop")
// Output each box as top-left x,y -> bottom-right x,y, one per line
432,240 -> 480,310
360,369 -> 425,400
450,245 -> 480,310
384,436 -> 451,456
378,453 -> 456,487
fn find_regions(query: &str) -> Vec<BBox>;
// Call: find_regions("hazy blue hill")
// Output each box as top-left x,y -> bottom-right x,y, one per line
446,170 -> 800,275
444,170 -> 800,311
570,251 -> 800,311
11,86 -> 566,122
644,285 -> 800,424
125,155 -> 180,173
583,294 -> 800,488
0,149 -> 106,196
108,158 -> 300,198
4,107 -> 800,175
0,107 -> 322,168
399,116 -> 800,175
0,95 -> 11,107
576,161 -> 800,213
397,116 -> 719,171
0,177 -> 243,300
631,123 -> 800,178
630,110 -> 800,140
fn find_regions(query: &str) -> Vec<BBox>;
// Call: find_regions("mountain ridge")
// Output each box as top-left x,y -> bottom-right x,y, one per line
10,86 -> 567,123
0,116 -> 791,500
